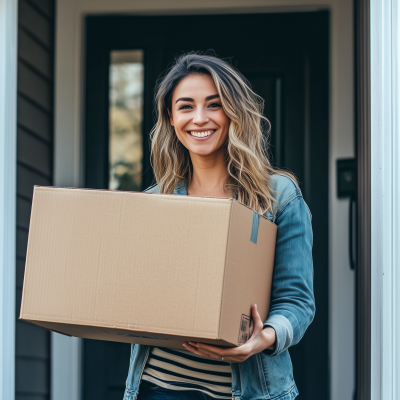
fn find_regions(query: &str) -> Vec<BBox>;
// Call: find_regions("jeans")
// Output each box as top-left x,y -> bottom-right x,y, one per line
137,380 -> 216,400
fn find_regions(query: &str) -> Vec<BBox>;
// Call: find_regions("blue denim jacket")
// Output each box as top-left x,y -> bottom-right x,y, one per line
123,174 -> 315,400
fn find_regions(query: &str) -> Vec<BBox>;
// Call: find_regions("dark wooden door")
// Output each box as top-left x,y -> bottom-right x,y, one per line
84,11 -> 329,400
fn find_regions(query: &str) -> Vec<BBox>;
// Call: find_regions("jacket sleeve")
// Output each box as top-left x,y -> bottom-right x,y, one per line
262,195 -> 315,356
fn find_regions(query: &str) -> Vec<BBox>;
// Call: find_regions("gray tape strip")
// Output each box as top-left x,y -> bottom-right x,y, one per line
250,211 -> 261,244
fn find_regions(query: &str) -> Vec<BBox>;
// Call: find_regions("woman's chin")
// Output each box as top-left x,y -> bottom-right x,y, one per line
188,146 -> 221,158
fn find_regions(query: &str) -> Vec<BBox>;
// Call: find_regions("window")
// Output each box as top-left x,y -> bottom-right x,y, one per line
109,50 -> 144,191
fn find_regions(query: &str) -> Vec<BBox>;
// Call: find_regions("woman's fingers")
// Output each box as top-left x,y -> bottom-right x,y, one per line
183,341 -> 254,363
194,342 -> 252,358
182,309 -> 262,362
250,304 -> 264,337
184,343 -> 226,361
183,343 -> 209,357
188,343 -> 226,359
183,305 -> 273,363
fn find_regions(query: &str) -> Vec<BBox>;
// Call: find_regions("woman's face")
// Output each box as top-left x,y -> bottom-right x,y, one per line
169,74 -> 230,157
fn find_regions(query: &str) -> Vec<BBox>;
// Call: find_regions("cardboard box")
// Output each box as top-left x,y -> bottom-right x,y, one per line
20,186 -> 277,349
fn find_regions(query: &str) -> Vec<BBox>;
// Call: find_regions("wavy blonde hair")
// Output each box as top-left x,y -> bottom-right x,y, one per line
150,53 -> 296,215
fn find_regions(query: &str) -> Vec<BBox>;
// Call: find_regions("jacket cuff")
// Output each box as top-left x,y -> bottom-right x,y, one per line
262,314 -> 293,356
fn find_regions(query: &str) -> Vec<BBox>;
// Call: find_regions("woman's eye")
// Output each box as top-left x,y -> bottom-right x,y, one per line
179,104 -> 193,110
208,102 -> 222,108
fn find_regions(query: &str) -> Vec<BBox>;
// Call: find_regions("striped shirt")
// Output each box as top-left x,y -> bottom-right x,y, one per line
142,347 -> 232,399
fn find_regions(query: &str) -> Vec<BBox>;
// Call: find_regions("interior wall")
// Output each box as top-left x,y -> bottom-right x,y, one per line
327,2 -> 355,400
54,1 -> 355,400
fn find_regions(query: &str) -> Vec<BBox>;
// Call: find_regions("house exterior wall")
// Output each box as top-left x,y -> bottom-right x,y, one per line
15,0 -> 55,398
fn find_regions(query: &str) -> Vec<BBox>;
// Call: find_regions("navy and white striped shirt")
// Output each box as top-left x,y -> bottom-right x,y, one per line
142,347 -> 232,399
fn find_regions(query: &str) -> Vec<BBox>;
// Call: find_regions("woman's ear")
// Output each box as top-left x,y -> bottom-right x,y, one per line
168,109 -> 174,126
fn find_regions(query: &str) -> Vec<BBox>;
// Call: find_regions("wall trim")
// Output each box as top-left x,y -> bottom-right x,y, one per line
51,335 -> 82,400
355,1 -> 370,399
370,0 -> 400,399
0,0 -> 17,399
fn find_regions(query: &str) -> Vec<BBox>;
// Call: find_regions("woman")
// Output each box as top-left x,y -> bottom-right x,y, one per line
124,53 -> 315,400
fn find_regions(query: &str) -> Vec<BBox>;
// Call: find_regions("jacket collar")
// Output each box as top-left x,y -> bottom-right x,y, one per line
173,179 -> 240,200
173,179 -> 188,196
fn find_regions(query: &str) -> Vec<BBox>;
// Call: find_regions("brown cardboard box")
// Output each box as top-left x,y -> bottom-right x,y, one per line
20,186 -> 277,349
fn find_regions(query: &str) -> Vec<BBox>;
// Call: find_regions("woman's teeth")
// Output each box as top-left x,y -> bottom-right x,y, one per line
189,130 -> 214,138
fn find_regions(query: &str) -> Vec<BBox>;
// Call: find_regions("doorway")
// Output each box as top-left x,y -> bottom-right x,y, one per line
84,11 -> 329,400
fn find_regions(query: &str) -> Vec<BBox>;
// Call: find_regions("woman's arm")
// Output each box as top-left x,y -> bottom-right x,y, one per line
183,303 -> 276,363
262,195 -> 315,356
183,195 -> 315,362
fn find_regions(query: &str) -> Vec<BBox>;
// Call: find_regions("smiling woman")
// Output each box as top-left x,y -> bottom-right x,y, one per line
124,53 -> 315,400
169,74 -> 230,197
150,54 -> 283,214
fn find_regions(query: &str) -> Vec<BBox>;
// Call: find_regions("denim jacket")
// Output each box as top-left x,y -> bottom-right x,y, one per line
123,174 -> 315,400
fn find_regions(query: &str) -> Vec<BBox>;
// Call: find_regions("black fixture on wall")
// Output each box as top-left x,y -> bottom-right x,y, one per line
337,158 -> 357,270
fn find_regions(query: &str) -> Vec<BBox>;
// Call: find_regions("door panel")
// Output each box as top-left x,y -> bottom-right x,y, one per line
84,11 -> 329,400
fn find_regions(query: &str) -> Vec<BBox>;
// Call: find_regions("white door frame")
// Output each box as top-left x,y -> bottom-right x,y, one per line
370,0 -> 400,399
54,1 -> 355,399
0,0 -> 17,399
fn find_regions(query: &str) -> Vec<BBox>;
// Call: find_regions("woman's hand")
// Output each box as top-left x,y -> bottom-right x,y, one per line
183,304 -> 276,363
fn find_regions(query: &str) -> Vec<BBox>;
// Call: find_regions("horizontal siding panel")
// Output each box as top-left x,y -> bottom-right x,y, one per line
17,228 -> 29,259
16,288 -> 22,319
18,29 -> 52,79
16,394 -> 47,400
107,342 -> 131,387
17,128 -> 52,177
30,0 -> 53,18
16,258 -> 26,289
18,61 -> 52,111
16,0 -> 53,397
107,389 -> 125,400
19,0 -> 52,48
16,320 -> 50,359
17,196 -> 32,230
15,358 -> 49,395
17,164 -> 51,199
17,96 -> 51,142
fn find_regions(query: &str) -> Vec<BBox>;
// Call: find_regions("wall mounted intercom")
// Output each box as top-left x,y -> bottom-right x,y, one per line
337,158 -> 357,270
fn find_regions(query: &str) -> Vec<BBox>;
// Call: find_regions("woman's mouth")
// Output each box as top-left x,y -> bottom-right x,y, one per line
187,130 -> 216,139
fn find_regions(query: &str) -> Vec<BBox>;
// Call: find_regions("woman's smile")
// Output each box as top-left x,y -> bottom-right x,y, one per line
187,129 -> 217,139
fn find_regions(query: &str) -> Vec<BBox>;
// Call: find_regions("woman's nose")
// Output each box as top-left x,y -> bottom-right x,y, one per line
192,108 -> 209,125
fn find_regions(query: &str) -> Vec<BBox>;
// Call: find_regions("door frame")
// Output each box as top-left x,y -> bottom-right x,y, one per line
54,1 -> 356,400
368,1 -> 400,399
83,12 -> 329,399
354,1 -> 370,399
0,0 -> 17,399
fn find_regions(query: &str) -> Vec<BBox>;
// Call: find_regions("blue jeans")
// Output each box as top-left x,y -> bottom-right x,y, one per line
137,380 -> 215,400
